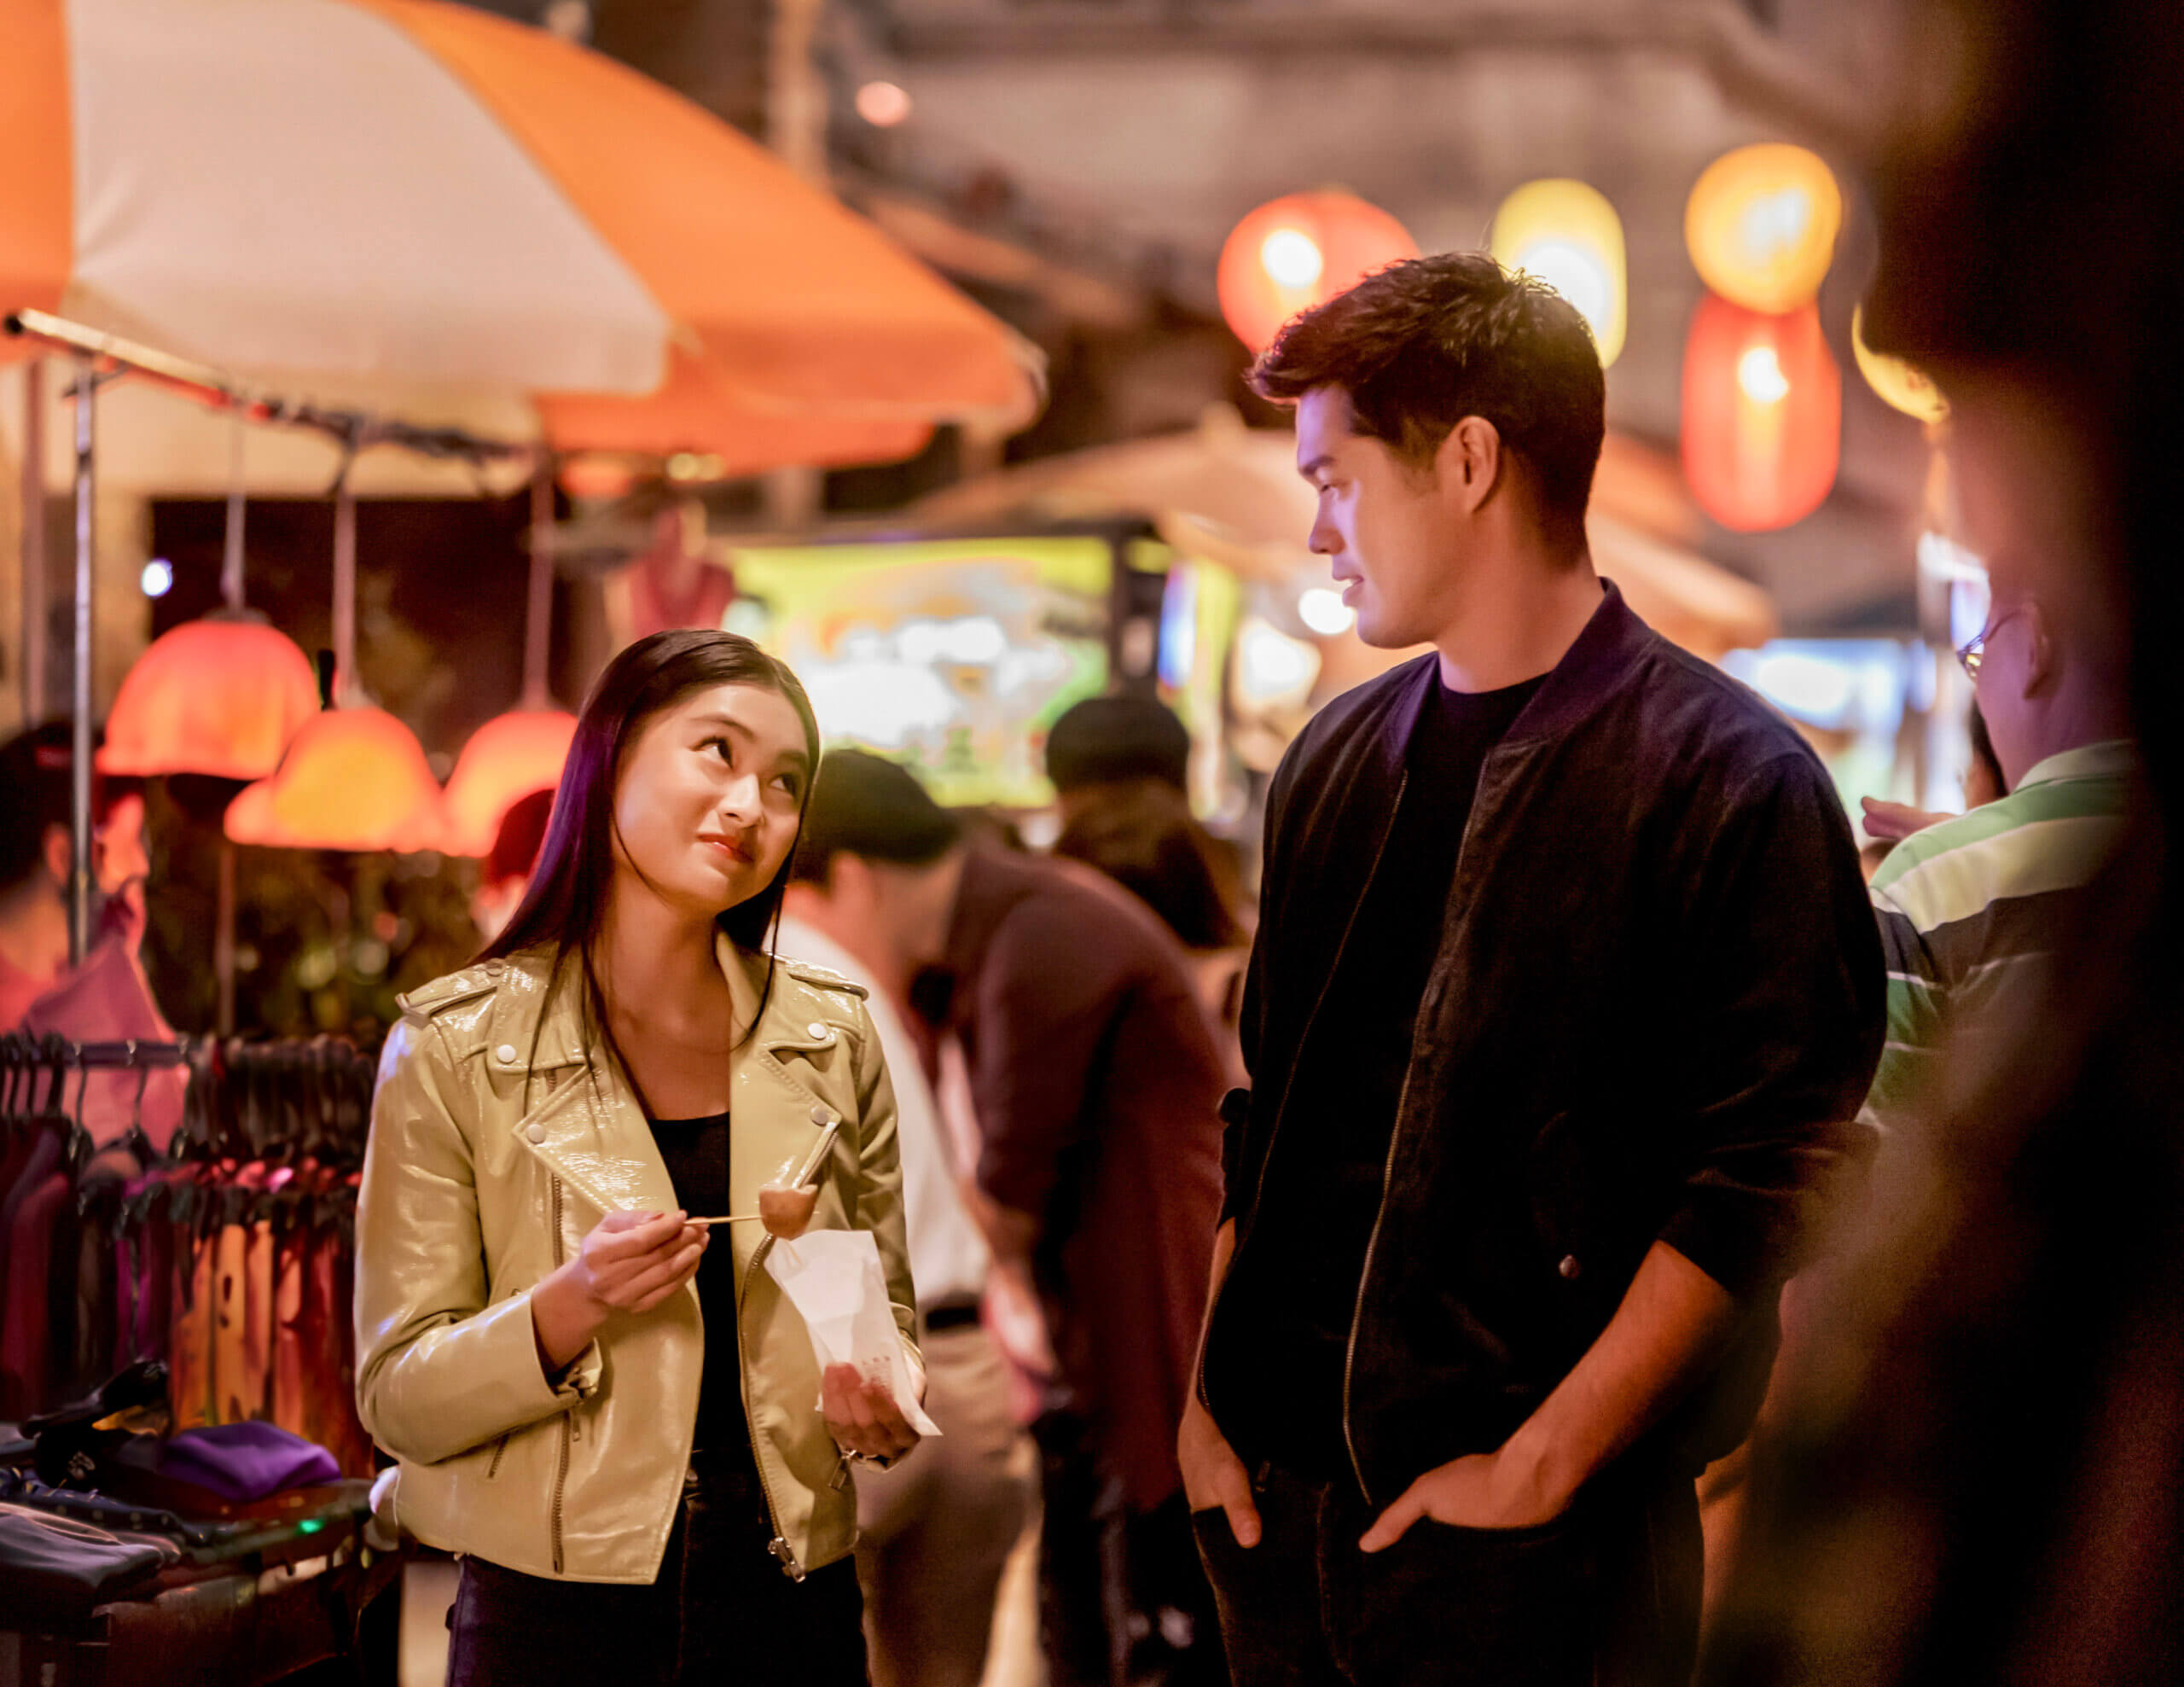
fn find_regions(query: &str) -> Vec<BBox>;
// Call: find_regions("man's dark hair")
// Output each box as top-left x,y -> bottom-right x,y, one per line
0,723 -> 116,894
1046,695 -> 1191,794
790,750 -> 961,886
1249,252 -> 1606,538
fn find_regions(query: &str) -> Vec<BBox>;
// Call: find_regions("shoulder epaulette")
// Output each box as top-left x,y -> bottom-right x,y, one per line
395,965 -> 502,1023
778,957 -> 870,1000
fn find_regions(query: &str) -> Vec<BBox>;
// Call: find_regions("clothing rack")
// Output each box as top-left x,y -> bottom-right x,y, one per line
34,1038 -> 196,1072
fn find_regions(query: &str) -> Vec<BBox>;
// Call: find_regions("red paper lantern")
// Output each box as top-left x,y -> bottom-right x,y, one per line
1680,294 -> 1840,532
440,708 -> 578,857
1217,191 -> 1418,355
98,614 -> 321,780
224,708 -> 448,852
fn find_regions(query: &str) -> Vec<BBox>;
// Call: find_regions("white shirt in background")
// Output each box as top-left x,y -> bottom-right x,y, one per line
777,916 -> 990,1312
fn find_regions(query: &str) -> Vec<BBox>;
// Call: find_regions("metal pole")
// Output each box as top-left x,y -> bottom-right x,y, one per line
222,408 -> 247,611
20,360 -> 46,723
524,457 -> 554,708
332,474 -> 357,706
215,839 -> 236,1036
68,353 -> 95,965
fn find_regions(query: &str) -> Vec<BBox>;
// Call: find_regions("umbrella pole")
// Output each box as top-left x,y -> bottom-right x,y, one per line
332,475 -> 357,707
525,458 -> 553,708
20,360 -> 45,724
67,353 -> 96,966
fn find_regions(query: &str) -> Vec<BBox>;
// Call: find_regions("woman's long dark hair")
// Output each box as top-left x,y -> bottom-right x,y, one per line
477,630 -> 821,1082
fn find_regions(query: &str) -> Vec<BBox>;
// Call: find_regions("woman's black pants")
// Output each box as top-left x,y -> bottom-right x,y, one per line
445,1446 -> 868,1687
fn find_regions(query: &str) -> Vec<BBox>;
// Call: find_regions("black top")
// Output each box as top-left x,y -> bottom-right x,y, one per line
1203,585 -> 1885,1505
1219,668 -> 1544,1481
650,1111 -> 742,1454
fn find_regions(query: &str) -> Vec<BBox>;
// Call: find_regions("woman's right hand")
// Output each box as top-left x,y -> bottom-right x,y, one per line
531,1210 -> 706,1375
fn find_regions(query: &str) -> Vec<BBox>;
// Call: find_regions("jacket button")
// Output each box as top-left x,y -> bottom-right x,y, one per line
497,1044 -> 520,1065
807,1022 -> 832,1042
483,960 -> 505,977
1558,1254 -> 1582,1280
526,1123 -> 546,1144
810,1104 -> 833,1126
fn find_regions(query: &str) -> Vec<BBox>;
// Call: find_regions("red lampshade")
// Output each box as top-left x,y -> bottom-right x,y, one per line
440,709 -> 578,857
224,707 -> 448,852
1680,293 -> 1840,533
1217,191 -> 1419,355
97,614 -> 321,780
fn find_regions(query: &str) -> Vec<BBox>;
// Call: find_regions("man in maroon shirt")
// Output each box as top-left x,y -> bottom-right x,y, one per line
805,749 -> 1227,1687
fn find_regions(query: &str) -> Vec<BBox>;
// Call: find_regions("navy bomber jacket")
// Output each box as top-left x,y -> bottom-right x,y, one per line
1200,583 -> 1885,1506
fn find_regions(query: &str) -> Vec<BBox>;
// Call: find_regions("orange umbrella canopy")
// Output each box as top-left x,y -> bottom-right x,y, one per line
3,0 -> 1042,472
441,708 -> 577,858
224,707 -> 448,852
97,616 -> 322,781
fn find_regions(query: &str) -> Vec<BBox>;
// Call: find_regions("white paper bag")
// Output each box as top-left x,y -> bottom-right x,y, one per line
764,1229 -> 942,1438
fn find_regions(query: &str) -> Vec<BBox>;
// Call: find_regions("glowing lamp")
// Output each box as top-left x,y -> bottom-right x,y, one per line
1852,305 -> 1949,423
1684,144 -> 1843,313
1217,191 -> 1419,354
441,709 -> 578,857
1681,294 -> 1840,533
224,707 -> 448,852
1489,179 -> 1627,367
98,614 -> 321,781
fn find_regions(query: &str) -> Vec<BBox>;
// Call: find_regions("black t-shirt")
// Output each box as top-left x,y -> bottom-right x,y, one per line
649,1110 -> 743,1454
1220,667 -> 1545,1482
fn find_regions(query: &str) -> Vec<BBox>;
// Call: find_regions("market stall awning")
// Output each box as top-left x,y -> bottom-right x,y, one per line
0,0 -> 1041,469
914,407 -> 1776,661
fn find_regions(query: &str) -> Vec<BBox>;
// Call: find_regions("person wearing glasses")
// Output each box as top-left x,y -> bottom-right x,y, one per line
1859,569 -> 2137,1143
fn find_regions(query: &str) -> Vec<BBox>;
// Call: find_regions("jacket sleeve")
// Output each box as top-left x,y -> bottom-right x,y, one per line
1654,752 -> 1886,1301
847,994 -> 923,1386
353,1018 -> 599,1466
1219,736 -> 1299,1225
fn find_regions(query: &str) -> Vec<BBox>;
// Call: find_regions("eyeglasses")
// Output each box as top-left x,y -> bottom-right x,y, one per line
1955,608 -> 2019,679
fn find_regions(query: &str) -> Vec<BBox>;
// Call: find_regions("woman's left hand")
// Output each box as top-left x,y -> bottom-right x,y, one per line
822,1363 -> 921,1463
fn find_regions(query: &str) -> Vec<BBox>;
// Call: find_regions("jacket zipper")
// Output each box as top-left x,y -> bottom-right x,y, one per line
549,1173 -> 570,1574
1339,752 -> 1503,1505
1200,770 -> 1409,1426
485,1434 -> 508,1480
736,1231 -> 804,1580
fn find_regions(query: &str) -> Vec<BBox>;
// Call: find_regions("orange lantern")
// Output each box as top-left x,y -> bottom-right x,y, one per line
224,707 -> 448,852
1680,293 -> 1840,532
1217,191 -> 1419,354
99,614 -> 320,780
1683,144 -> 1843,314
441,708 -> 578,857
1851,305 -> 1949,424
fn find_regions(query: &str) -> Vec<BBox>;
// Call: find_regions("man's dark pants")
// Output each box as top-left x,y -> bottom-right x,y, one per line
1194,1457 -> 1700,1687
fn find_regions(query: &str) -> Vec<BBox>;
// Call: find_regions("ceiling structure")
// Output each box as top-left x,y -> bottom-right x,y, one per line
480,0 -> 1935,634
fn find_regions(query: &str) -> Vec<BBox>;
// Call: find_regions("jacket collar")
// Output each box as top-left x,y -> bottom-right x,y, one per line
1365,579 -> 1655,785
485,936 -> 822,1076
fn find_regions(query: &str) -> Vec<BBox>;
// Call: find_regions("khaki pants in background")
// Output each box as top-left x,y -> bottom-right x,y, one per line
858,1321 -> 1042,1687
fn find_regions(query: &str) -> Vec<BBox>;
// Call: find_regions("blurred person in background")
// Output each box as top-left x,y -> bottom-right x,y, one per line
781,754 -> 1037,1687
470,787 -> 557,942
806,749 -> 1225,1687
1,724 -> 182,1149
1045,694 -> 1194,824
1185,253 -> 1882,1687
1702,3 -> 2184,1683
1859,701 -> 2007,841
1051,774 -> 1251,1087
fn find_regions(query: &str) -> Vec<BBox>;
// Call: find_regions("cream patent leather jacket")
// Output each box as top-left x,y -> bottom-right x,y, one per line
353,938 -> 920,1585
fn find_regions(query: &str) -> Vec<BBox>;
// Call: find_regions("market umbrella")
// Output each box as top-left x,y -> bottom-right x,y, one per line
0,0 -> 1041,471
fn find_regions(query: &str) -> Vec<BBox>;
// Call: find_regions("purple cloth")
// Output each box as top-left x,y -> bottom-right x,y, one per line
155,1422 -> 339,1502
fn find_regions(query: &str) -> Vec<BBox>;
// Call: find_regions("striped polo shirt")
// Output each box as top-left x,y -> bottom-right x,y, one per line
1863,739 -> 2136,1131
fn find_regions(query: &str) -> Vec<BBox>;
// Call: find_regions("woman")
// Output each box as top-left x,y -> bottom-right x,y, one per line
355,630 -> 922,1686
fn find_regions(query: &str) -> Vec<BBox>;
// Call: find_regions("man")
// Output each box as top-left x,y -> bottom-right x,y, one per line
1044,694 -> 1194,826
1861,570 -> 2135,1140
780,754 -> 1036,1687
1182,253 -> 1883,1687
799,751 -> 1227,1686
